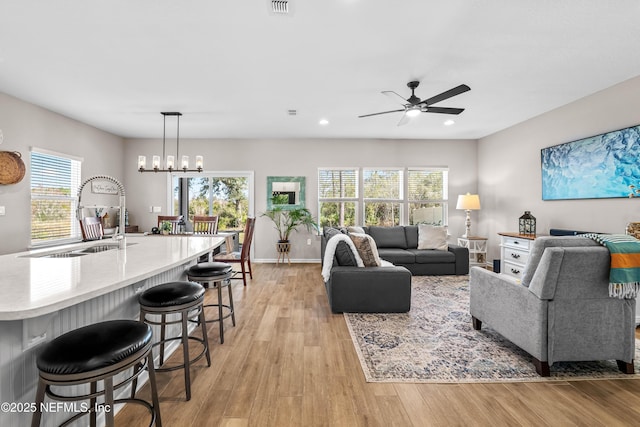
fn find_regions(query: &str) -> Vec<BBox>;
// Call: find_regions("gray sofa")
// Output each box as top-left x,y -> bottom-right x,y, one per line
362,226 -> 469,275
470,236 -> 636,376
320,226 -> 469,313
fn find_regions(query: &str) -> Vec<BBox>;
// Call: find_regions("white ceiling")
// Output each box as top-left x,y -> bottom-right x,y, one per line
1,1 -> 639,140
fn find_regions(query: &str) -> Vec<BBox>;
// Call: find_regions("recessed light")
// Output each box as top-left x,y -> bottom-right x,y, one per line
319,119 -> 329,126
444,119 -> 455,126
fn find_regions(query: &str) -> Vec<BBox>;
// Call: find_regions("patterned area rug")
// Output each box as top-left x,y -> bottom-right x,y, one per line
344,275 -> 640,383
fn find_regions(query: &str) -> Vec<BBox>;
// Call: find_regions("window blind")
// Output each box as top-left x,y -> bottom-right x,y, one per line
31,150 -> 81,244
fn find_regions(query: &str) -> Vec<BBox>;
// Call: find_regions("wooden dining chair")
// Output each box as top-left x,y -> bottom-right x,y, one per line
214,217 -> 255,286
193,215 -> 219,235
157,215 -> 183,234
80,216 -> 104,241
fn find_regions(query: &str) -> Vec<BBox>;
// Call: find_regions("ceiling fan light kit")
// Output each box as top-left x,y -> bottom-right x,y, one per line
359,81 -> 471,126
138,112 -> 204,173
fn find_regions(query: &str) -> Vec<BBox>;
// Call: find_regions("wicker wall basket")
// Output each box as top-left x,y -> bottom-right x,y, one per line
0,151 -> 26,184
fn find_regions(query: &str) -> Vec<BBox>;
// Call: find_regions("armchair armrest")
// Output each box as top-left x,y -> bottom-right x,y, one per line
469,267 -> 548,361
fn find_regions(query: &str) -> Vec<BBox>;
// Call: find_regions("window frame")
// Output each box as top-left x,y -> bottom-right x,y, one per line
362,167 -> 404,226
406,167 -> 449,226
168,170 -> 255,230
30,147 -> 83,247
318,166 -> 449,229
317,168 -> 359,228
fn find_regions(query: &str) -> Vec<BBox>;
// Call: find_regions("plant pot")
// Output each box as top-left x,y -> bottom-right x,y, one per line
276,240 -> 291,253
162,230 -> 169,236
276,240 -> 291,265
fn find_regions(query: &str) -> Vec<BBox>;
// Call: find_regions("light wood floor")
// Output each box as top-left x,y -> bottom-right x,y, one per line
116,263 -> 640,427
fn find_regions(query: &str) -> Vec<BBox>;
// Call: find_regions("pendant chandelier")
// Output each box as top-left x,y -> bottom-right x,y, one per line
137,112 -> 203,173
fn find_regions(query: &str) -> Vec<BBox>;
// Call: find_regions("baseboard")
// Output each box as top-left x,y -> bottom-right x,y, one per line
254,258 -> 321,264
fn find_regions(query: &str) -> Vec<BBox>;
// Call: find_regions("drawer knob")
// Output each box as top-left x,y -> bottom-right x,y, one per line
513,241 -> 519,244
511,253 -> 520,259
511,268 -> 520,274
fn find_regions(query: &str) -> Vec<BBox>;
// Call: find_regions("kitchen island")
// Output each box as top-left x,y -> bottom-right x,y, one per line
0,234 -> 224,426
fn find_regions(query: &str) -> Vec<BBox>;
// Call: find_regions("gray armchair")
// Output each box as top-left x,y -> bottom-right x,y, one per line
470,236 -> 636,376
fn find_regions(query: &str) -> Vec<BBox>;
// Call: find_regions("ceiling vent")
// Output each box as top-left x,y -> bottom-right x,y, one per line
271,1 -> 290,15
287,109 -> 297,116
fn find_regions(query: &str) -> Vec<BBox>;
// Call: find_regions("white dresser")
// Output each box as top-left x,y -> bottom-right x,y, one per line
499,232 -> 537,280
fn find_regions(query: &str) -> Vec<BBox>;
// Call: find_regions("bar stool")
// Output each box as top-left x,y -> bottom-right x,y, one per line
186,262 -> 235,344
138,281 -> 210,401
31,320 -> 161,427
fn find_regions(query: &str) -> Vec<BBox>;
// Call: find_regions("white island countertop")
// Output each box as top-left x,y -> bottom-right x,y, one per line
0,234 -> 224,320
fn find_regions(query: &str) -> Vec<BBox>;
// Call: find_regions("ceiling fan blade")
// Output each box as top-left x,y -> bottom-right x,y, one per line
358,109 -> 405,118
423,106 -> 465,115
382,90 -> 408,105
397,112 -> 412,126
420,84 -> 471,106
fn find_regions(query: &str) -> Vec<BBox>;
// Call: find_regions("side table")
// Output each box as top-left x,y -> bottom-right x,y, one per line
457,236 -> 488,268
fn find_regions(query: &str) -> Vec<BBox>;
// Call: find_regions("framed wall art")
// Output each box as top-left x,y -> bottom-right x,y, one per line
541,124 -> 640,200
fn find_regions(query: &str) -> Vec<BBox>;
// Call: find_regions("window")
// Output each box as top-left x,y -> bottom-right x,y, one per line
318,167 -> 448,228
318,168 -> 358,228
172,172 -> 253,231
407,168 -> 448,225
363,168 -> 402,226
31,149 -> 82,245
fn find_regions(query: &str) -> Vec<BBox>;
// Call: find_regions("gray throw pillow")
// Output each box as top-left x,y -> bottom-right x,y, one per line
324,227 -> 357,266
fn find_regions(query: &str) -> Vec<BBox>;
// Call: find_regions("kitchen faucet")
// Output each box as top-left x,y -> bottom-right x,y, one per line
76,175 -> 127,249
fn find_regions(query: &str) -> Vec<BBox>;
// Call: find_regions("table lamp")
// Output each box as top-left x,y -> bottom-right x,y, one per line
456,193 -> 481,238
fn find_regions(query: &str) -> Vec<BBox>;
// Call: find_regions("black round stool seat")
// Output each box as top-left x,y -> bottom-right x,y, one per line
186,262 -> 233,278
138,281 -> 205,308
37,320 -> 152,376
186,261 -> 235,345
31,320 -> 162,427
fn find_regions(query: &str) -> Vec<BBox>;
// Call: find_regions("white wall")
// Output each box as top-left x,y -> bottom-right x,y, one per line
477,75 -> 640,261
0,93 -> 125,254
124,138 -> 478,261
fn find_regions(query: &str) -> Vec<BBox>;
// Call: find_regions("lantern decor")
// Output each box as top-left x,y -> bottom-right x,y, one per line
519,211 -> 536,235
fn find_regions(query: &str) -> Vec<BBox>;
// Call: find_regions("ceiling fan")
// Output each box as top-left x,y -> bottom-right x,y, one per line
359,81 -> 471,126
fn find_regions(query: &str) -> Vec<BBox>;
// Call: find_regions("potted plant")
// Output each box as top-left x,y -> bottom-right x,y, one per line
160,220 -> 172,235
262,205 -> 319,260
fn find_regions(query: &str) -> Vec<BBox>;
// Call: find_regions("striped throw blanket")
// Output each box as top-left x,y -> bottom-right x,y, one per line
583,233 -> 640,299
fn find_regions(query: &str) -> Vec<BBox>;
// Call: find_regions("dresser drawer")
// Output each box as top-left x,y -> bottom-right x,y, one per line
503,247 -> 529,265
502,237 -> 530,250
503,260 -> 525,279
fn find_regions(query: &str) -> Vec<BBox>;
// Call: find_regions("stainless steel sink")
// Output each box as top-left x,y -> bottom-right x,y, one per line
43,252 -> 88,258
22,242 -> 136,258
79,245 -> 121,253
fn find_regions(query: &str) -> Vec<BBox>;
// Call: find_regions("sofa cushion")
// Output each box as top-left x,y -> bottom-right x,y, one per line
324,227 -> 357,266
404,226 -> 419,249
350,233 -> 382,267
407,248 -> 456,264
521,236 -> 599,287
377,248 -> 416,264
417,224 -> 448,251
367,226 -> 408,249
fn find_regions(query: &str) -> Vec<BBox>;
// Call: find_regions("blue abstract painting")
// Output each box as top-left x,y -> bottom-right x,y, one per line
541,124 -> 640,200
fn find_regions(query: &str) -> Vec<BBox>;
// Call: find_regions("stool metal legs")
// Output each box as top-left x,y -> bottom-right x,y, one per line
140,299 -> 210,401
186,273 -> 235,344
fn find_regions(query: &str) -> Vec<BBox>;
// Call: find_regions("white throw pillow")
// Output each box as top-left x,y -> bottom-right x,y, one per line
347,226 -> 365,234
417,224 -> 448,251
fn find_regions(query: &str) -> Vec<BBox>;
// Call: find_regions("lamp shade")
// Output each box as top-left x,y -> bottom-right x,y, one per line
456,193 -> 481,210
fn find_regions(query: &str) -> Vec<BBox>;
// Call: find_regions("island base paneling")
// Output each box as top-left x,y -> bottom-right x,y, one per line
0,261 -> 195,427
